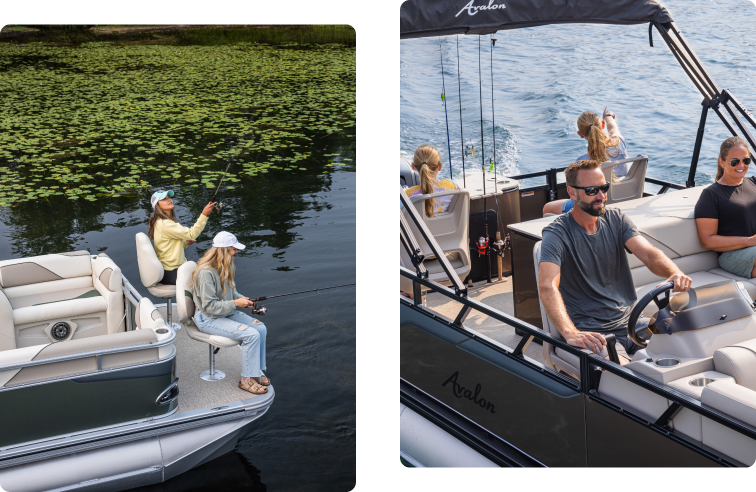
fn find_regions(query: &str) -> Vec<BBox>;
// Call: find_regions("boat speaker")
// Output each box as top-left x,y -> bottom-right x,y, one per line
51,322 -> 71,341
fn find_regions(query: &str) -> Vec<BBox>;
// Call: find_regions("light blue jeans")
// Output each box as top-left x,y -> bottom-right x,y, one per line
193,309 -> 267,378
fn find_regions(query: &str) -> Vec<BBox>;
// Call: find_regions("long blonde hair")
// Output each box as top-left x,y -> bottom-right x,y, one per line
577,111 -> 621,163
412,145 -> 443,217
148,203 -> 179,239
716,136 -> 750,182
191,247 -> 236,296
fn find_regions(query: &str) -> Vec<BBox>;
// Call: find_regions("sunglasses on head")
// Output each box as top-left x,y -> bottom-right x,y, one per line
571,183 -> 610,196
729,157 -> 752,166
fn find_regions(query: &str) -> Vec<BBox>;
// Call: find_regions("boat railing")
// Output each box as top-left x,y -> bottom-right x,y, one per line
399,189 -> 756,444
122,274 -> 143,332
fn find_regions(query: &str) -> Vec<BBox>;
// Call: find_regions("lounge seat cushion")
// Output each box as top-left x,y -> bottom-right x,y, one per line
713,339 -> 756,392
13,296 -> 108,325
0,251 -> 92,288
148,283 -> 176,298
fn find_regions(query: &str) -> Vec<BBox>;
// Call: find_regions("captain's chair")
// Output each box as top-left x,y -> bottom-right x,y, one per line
602,154 -> 649,205
400,189 -> 471,290
135,232 -> 180,331
533,241 -> 584,379
175,261 -> 240,381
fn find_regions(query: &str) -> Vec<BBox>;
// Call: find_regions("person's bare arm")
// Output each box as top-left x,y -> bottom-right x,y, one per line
538,261 -> 607,354
603,106 -> 620,136
696,218 -> 755,252
625,235 -> 692,292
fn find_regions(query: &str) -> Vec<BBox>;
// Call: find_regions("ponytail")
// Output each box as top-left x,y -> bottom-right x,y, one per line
717,136 -> 749,182
412,145 -> 443,217
576,111 -> 621,163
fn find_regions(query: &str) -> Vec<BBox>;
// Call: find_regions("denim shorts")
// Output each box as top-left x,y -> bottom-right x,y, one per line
718,246 -> 756,279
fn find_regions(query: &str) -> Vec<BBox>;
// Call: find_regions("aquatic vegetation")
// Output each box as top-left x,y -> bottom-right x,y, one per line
0,41 -> 356,207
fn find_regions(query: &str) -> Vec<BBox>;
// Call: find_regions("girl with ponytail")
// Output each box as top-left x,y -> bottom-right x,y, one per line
543,106 -> 628,216
404,144 -> 459,217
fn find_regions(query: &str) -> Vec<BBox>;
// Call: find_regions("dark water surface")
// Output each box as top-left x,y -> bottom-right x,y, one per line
401,0 -> 756,189
0,36 -> 354,491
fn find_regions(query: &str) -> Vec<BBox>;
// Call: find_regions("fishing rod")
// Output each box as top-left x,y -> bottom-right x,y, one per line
246,283 -> 356,316
211,161 -> 233,213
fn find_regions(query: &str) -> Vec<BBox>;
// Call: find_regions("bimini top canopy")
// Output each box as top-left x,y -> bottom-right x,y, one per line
400,0 -> 672,39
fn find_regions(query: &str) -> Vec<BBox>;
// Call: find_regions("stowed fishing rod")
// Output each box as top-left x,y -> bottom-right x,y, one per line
245,283 -> 356,316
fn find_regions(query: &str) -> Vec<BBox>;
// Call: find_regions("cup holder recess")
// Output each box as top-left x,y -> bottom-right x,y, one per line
689,377 -> 716,387
654,358 -> 680,367
156,328 -> 169,335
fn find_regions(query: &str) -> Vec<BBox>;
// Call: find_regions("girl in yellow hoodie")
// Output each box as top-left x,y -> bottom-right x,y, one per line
148,189 -> 216,285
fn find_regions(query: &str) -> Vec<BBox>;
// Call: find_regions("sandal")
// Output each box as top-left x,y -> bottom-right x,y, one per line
252,373 -> 270,386
239,379 -> 267,395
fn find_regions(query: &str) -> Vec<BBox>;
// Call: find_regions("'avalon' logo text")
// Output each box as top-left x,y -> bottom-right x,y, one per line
442,371 -> 496,414
456,0 -> 506,17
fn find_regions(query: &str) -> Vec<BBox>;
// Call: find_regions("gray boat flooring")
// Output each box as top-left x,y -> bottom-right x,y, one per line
156,305 -> 266,414
424,277 -> 546,364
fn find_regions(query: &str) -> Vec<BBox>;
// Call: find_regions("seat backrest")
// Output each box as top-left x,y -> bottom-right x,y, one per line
135,232 -> 164,288
533,242 -> 560,340
602,154 -> 648,205
176,261 -> 197,324
0,251 -> 92,288
713,339 -> 756,392
0,287 -> 15,352
135,297 -> 165,331
401,189 -> 470,263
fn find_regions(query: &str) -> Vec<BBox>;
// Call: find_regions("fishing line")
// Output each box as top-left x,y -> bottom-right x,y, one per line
456,35 -> 466,188
253,283 -> 356,302
490,35 -> 498,195
439,37 -> 453,181
259,286 -> 354,307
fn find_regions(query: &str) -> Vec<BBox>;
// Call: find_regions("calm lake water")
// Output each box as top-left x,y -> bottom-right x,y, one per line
0,36 -> 354,491
399,0 -> 756,473
401,0 -> 756,190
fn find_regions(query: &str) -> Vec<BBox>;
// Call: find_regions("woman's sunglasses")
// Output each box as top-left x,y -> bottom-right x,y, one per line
729,157 -> 752,166
571,183 -> 610,196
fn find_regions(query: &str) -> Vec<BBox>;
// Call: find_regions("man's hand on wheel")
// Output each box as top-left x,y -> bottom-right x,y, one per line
565,330 -> 606,354
663,273 -> 692,293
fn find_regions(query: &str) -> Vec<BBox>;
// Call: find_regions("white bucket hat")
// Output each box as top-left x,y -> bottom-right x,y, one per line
150,190 -> 174,209
212,231 -> 246,250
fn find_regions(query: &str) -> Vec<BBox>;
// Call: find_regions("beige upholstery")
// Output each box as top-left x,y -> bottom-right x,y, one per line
135,297 -> 165,331
0,251 -> 92,287
176,261 -> 197,323
701,381 -> 756,465
147,283 -> 177,298
602,155 -> 648,205
713,339 -> 756,392
0,288 -> 14,352
176,261 -> 240,349
13,297 -> 108,326
400,189 -> 471,289
135,232 -> 164,289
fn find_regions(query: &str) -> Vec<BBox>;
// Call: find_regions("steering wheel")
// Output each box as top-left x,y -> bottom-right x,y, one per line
627,281 -> 674,348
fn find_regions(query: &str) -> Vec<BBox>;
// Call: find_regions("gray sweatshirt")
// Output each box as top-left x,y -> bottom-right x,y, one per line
192,267 -> 243,318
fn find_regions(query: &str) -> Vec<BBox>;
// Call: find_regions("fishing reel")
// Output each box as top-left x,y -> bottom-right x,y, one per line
492,233 -> 511,257
213,200 -> 226,213
475,236 -> 489,256
251,306 -> 267,316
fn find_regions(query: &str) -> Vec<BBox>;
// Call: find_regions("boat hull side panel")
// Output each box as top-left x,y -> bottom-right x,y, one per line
400,306 -> 587,467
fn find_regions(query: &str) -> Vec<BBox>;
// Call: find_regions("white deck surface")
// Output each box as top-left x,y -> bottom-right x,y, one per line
424,277 -> 545,363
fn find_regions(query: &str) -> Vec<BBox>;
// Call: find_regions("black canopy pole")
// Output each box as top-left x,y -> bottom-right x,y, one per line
439,38 -> 453,181
490,35 -> 497,194
456,35 -> 466,188
687,101 -> 708,188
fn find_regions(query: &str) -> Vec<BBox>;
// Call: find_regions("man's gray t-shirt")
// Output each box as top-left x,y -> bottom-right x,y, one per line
539,208 -> 640,334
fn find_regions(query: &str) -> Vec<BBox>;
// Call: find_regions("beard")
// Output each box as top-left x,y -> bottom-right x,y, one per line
576,195 -> 607,217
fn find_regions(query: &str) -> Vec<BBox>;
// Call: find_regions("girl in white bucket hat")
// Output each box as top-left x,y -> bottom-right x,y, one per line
148,190 -> 216,285
191,231 -> 270,394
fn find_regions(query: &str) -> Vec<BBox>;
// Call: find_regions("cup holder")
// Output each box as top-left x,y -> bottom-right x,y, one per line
654,358 -> 680,367
156,328 -> 169,335
689,377 -> 716,387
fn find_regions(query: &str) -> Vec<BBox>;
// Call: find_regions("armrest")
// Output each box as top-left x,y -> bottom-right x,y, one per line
702,380 -> 756,427
93,255 -> 123,293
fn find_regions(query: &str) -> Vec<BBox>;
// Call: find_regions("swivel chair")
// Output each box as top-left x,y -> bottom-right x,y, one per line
176,261 -> 240,381
135,232 -> 181,331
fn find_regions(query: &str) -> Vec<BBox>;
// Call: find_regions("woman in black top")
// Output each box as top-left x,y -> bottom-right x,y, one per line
695,136 -> 756,278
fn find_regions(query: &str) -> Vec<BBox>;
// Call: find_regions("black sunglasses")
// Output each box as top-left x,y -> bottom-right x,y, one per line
729,157 -> 751,166
571,183 -> 610,196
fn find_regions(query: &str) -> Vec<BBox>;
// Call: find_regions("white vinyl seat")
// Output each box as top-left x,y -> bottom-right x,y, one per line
176,261 -> 240,381
0,251 -> 125,350
135,232 -> 180,331
602,155 -> 648,205
400,189 -> 471,292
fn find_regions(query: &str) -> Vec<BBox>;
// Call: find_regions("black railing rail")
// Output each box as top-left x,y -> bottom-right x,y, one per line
400,267 -> 756,444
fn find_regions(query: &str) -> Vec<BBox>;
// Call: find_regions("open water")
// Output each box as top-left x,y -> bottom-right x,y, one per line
399,0 -> 756,473
401,0 -> 756,190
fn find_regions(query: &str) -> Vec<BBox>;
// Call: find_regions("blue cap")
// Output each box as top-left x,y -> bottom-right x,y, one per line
151,190 -> 174,209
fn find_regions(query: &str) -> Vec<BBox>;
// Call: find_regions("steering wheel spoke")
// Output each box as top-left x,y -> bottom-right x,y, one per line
652,289 -> 671,310
628,281 -> 674,348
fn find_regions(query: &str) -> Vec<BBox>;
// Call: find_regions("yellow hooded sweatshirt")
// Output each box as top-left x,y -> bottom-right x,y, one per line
154,214 -> 208,271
